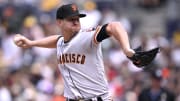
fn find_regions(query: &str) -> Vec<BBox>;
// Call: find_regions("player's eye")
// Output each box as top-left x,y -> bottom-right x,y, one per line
66,18 -> 79,22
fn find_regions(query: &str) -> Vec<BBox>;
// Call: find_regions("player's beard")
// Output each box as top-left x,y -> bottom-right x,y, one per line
71,29 -> 79,37
71,25 -> 80,34
62,24 -> 80,41
68,26 -> 80,40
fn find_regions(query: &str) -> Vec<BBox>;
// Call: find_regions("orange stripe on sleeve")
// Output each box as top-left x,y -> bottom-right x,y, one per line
93,26 -> 102,45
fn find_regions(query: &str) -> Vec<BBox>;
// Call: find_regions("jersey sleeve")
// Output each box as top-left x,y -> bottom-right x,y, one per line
56,36 -> 63,48
93,26 -> 102,44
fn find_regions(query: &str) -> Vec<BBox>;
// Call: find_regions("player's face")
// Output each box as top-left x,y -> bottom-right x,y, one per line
62,16 -> 81,34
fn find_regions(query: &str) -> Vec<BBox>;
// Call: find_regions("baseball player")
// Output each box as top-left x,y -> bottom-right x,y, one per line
14,3 -> 159,101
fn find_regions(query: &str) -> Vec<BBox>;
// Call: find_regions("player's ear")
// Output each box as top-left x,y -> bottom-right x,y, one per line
56,19 -> 62,26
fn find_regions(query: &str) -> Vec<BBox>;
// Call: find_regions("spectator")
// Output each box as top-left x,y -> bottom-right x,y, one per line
138,69 -> 175,101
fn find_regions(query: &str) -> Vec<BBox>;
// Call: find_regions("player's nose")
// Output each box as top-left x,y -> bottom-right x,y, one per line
73,20 -> 79,25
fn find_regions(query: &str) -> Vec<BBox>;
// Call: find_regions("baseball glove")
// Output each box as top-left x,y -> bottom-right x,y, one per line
128,47 -> 160,67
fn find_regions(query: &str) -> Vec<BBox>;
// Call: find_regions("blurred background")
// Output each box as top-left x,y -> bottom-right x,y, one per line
0,0 -> 180,101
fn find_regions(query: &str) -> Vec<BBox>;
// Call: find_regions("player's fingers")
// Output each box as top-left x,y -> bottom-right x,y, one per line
13,34 -> 31,48
22,44 -> 30,49
16,40 -> 23,46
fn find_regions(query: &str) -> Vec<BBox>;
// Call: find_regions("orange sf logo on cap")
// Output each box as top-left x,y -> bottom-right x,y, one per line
71,4 -> 77,11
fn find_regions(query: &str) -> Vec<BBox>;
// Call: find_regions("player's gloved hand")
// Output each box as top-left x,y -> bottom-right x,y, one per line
127,46 -> 160,67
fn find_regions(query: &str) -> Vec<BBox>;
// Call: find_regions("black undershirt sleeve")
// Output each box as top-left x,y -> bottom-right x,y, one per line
96,24 -> 110,42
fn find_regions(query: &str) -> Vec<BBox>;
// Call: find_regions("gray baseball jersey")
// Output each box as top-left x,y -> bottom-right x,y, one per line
56,28 -> 111,100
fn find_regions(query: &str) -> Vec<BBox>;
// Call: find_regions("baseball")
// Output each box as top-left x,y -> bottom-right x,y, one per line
13,34 -> 23,46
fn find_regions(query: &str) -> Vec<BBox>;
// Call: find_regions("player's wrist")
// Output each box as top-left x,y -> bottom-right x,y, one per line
30,40 -> 37,47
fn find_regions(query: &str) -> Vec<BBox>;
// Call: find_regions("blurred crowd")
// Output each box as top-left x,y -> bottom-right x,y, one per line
0,0 -> 180,101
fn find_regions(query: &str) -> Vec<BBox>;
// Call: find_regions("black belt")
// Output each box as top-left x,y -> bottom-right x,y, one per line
67,96 -> 103,101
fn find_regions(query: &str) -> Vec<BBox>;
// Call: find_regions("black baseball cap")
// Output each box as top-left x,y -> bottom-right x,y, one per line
56,3 -> 86,19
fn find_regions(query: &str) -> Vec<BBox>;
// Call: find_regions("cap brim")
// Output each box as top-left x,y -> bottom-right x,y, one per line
79,14 -> 86,18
